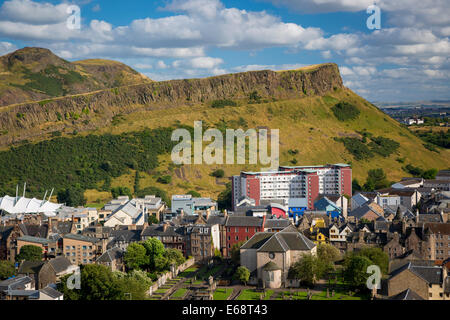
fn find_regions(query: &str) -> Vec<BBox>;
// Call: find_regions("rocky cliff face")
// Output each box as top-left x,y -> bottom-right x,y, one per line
0,63 -> 343,146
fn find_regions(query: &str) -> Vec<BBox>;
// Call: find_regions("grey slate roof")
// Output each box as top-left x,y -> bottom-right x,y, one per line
7,289 -> 40,299
0,275 -> 33,291
242,226 -> 316,253
18,261 -> 45,274
390,289 -> 424,300
96,247 -> 124,263
48,256 -> 73,274
240,233 -> 274,250
225,216 -> 264,227
63,233 -> 100,243
349,203 -> 382,220
40,285 -> 63,299
141,224 -> 184,237
264,219 -> 291,229
17,235 -> 56,245
109,229 -> 141,243
0,226 -> 13,240
19,224 -> 48,238
390,261 -> 443,284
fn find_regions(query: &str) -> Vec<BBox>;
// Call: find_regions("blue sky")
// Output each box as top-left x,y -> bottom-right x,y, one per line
0,0 -> 449,102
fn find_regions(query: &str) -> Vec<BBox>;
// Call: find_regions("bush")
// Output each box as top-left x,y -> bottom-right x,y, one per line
211,169 -> 225,178
331,102 -> 360,121
368,136 -> 400,157
337,138 -> 372,160
211,99 -> 237,108
157,175 -> 172,184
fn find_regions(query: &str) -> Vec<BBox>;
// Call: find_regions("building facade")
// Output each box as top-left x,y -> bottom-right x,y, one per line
232,164 -> 352,211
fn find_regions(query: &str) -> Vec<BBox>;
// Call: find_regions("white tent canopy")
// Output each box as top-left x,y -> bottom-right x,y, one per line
0,195 -> 62,214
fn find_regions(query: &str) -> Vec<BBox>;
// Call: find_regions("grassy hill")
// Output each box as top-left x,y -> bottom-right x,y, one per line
0,50 -> 448,207
0,47 -> 151,106
83,87 -> 450,205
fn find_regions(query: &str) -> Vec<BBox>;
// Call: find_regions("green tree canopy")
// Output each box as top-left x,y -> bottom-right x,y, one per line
142,238 -> 166,271
317,243 -> 341,264
124,243 -> 148,271
230,241 -> 245,265
363,168 -> 389,191
358,247 -> 389,275
57,186 -> 86,207
289,254 -> 329,287
343,254 -> 373,289
16,245 -> 43,262
165,248 -> 185,267
0,260 -> 15,280
236,266 -> 250,285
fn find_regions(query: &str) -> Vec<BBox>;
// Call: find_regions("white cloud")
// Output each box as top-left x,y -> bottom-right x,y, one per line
262,0 -> 373,13
0,41 -> 17,55
0,0 -> 70,25
156,60 -> 168,69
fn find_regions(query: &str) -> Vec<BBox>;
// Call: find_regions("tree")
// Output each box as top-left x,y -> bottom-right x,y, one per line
57,187 -> 86,207
147,214 -> 159,225
230,241 -> 245,265
289,254 -> 326,287
217,182 -> 232,210
343,254 -> 373,289
352,179 -> 362,192
79,264 -> 124,300
364,169 -> 389,191
0,260 -> 15,280
358,247 -> 389,275
111,186 -> 132,199
422,168 -> 438,179
124,243 -> 148,271
16,245 -> 43,262
165,248 -> 185,267
211,169 -> 225,178
113,270 -> 152,300
236,266 -> 250,285
317,244 -> 341,264
58,264 -> 125,300
142,238 -> 166,271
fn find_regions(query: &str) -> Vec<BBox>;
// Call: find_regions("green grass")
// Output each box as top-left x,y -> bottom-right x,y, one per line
171,288 -> 187,298
213,288 -> 233,300
154,288 -> 169,294
237,289 -> 274,300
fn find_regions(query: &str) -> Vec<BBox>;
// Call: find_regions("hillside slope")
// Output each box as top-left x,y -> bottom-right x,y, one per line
0,49 -> 448,205
0,47 -> 151,106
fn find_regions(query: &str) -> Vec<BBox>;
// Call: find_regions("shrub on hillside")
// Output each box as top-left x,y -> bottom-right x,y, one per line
211,99 -> 237,108
331,102 -> 360,121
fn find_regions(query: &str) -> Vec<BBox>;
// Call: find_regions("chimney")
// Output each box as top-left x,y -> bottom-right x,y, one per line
163,223 -> 169,232
206,209 -> 211,221
223,209 -> 228,217
180,209 -> 185,217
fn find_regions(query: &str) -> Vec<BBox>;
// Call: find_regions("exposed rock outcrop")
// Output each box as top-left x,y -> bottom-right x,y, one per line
0,63 -> 343,146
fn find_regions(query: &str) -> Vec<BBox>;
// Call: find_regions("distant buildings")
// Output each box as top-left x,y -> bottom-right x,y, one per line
171,194 -> 217,215
231,164 -> 352,211
403,117 -> 424,125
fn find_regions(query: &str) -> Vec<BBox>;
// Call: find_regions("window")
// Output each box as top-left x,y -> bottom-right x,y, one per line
269,252 -> 275,259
